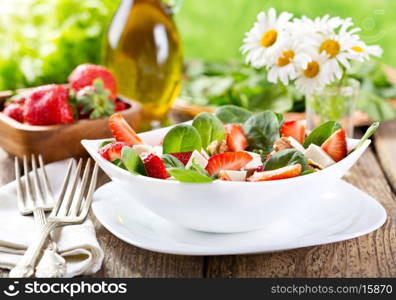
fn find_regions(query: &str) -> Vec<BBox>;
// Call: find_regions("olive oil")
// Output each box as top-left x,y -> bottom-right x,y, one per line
104,0 -> 182,127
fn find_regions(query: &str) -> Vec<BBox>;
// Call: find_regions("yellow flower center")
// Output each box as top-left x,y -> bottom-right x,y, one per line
304,61 -> 320,78
319,39 -> 340,58
261,30 -> 278,47
351,46 -> 364,52
277,50 -> 295,67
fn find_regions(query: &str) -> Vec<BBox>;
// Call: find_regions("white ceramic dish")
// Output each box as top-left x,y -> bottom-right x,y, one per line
82,124 -> 371,233
92,180 -> 386,255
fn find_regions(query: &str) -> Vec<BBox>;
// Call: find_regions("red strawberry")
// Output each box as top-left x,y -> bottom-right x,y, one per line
3,103 -> 24,123
69,64 -> 117,101
24,84 -> 73,125
143,154 -> 169,179
321,128 -> 347,162
205,152 -> 252,176
109,113 -> 144,146
280,120 -> 306,144
247,164 -> 302,182
98,141 -> 128,161
115,100 -> 127,112
224,124 -> 248,152
171,152 -> 193,165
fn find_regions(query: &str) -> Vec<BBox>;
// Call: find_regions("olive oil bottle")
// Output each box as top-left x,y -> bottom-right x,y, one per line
104,0 -> 182,128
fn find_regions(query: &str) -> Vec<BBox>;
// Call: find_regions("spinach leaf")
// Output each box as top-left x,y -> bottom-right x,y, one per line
301,170 -> 315,176
192,112 -> 226,148
111,158 -> 127,170
215,105 -> 252,124
244,111 -> 280,154
167,168 -> 213,183
121,147 -> 147,176
188,158 -> 210,177
264,149 -> 308,171
303,121 -> 342,148
161,154 -> 185,169
354,122 -> 379,150
99,140 -> 113,148
163,124 -> 202,154
274,112 -> 285,126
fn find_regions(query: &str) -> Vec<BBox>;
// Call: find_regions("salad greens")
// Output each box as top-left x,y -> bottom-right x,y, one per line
303,121 -> 342,148
264,149 -> 308,171
192,112 -> 226,148
163,124 -> 202,154
181,59 -> 396,122
215,105 -> 253,124
121,147 -> 147,176
0,0 -> 119,91
243,111 -> 281,154
354,122 -> 380,150
166,168 -> 213,183
161,154 -> 185,169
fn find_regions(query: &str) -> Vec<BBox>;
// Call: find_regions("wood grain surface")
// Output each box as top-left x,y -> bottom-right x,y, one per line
0,121 -> 395,278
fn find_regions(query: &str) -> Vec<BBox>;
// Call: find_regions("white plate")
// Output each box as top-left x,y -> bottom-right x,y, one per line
92,180 -> 386,256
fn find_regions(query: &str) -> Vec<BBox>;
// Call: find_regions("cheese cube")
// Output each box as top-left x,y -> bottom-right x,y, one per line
132,145 -> 153,156
186,150 -> 209,169
244,151 -> 263,170
287,136 -> 305,153
304,144 -> 335,168
221,170 -> 247,181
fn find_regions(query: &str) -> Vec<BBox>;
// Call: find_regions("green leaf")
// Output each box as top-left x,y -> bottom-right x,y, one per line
301,170 -> 315,176
99,140 -> 113,148
354,122 -> 379,150
215,105 -> 252,124
161,154 -> 185,169
303,121 -> 342,148
188,158 -> 210,177
192,112 -> 226,148
163,124 -> 202,154
111,158 -> 127,170
248,84 -> 293,113
264,149 -> 308,171
121,147 -> 147,176
357,89 -> 396,121
244,111 -> 280,154
167,168 -> 213,183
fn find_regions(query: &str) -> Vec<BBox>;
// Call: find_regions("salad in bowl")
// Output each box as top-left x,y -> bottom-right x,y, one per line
82,105 -> 378,233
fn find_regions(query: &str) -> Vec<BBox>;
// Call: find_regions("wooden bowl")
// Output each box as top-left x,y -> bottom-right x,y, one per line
0,89 -> 142,163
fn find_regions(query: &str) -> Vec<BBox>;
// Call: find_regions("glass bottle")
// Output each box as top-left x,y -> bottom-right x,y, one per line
104,0 -> 182,129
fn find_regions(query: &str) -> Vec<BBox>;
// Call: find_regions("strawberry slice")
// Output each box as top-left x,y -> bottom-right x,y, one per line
321,128 -> 347,162
98,142 -> 128,162
109,113 -> 144,146
205,152 -> 252,176
280,120 -> 306,144
171,152 -> 193,165
143,154 -> 169,179
247,164 -> 302,182
224,124 -> 248,152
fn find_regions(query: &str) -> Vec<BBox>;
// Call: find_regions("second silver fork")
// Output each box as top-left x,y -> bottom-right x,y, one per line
15,155 -> 66,277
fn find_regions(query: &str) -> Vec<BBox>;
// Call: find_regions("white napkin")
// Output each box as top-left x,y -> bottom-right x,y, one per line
0,159 -> 104,277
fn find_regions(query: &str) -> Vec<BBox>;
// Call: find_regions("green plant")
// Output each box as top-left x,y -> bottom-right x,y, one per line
162,124 -> 202,154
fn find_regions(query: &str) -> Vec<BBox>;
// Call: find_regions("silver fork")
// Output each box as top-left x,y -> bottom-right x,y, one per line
15,155 -> 66,277
9,158 -> 98,278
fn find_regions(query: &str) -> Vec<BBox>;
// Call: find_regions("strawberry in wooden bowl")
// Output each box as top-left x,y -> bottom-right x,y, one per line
0,64 -> 141,162
82,105 -> 378,233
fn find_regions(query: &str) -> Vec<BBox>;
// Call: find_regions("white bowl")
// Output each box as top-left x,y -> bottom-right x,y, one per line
82,124 -> 370,233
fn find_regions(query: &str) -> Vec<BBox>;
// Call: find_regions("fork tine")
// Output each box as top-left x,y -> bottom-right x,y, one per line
31,154 -> 45,206
69,159 -> 91,216
57,158 -> 83,217
38,155 -> 54,205
23,155 -> 34,210
15,157 -> 25,213
76,162 -> 98,222
50,159 -> 74,217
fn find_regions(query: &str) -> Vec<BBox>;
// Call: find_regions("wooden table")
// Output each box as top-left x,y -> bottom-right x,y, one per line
0,121 -> 395,278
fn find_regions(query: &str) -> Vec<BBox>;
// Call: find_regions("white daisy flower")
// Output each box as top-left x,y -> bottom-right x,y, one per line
241,8 -> 293,68
314,18 -> 362,80
295,53 -> 334,95
349,41 -> 383,60
267,34 -> 315,85
294,14 -> 344,35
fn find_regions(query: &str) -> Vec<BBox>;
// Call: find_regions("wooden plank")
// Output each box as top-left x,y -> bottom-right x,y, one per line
205,147 -> 396,277
374,119 -> 396,192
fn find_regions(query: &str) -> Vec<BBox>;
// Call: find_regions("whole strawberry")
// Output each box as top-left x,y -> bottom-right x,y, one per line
69,64 -> 117,101
24,84 -> 73,125
3,103 -> 24,123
